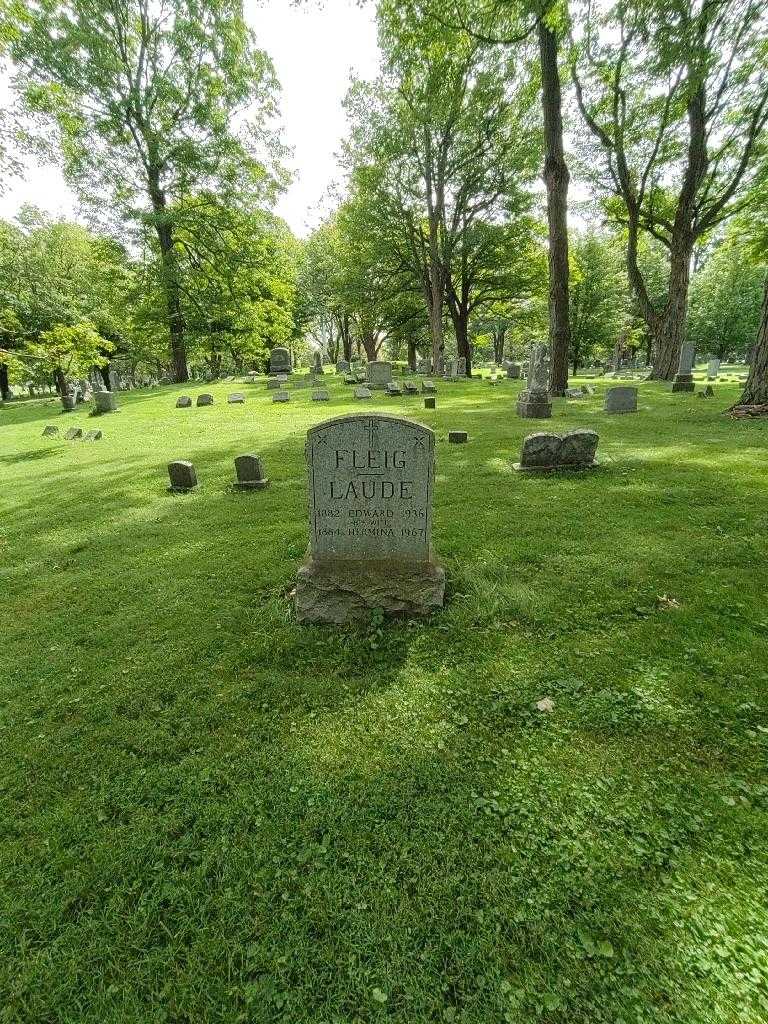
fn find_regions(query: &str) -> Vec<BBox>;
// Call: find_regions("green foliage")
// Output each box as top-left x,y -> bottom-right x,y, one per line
688,241 -> 767,359
569,231 -> 629,368
29,322 -> 113,378
1,378 -> 768,1021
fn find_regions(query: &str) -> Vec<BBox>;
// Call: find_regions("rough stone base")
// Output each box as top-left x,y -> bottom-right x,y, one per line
513,460 -> 599,473
671,376 -> 695,392
295,554 -> 445,624
516,395 -> 552,419
233,479 -> 269,491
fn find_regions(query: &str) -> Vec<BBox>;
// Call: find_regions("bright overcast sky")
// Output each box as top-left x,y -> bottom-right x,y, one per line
0,0 -> 381,236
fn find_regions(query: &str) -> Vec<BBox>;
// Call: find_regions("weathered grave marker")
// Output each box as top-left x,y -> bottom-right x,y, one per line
234,454 -> 269,490
269,347 -> 292,375
176,396 -> 192,408
84,429 -> 103,441
227,393 -> 246,404
516,344 -> 552,419
448,431 -> 468,444
272,389 -> 290,403
294,413 -> 444,622
312,389 -> 330,401
168,460 -> 198,493
354,386 -> 372,400
367,361 -> 393,390
604,386 -> 638,414
196,394 -> 214,407
42,425 -> 59,437
64,427 -> 83,440
671,343 -> 696,392
514,430 -> 599,472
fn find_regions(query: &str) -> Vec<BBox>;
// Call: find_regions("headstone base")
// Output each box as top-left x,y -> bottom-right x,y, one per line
513,460 -> 599,473
233,479 -> 270,491
516,393 -> 552,418
671,375 -> 695,392
294,553 -> 445,624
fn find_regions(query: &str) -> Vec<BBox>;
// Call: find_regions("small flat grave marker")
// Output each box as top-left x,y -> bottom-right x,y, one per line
64,427 -> 83,440
176,395 -> 192,408
228,393 -> 246,404
312,389 -> 330,401
84,429 -> 103,441
196,394 -> 214,407
42,425 -> 59,437
354,386 -> 372,400
273,389 -> 290,403
448,431 -> 468,444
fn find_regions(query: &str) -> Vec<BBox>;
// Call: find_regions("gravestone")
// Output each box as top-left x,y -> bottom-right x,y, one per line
516,344 -> 552,419
367,361 -> 393,389
581,383 -> 595,396
168,460 -> 198,493
313,351 -> 323,374
671,343 -> 696,392
84,429 -> 103,441
269,347 -> 292,375
421,379 -> 437,394
267,378 -> 282,390
565,387 -> 584,399
228,393 -> 246,404
514,430 -> 599,472
698,384 -> 715,398
448,431 -> 468,444
386,382 -> 403,396
64,427 -> 83,440
42,425 -> 59,437
344,374 -> 356,385
176,395 -> 192,408
506,363 -> 521,379
336,359 -> 350,373
272,389 -> 290,403
312,389 -> 330,401
294,413 -> 445,623
403,381 -> 418,394
604,386 -> 638,414
196,394 -> 214,407
354,386 -> 372,400
234,453 -> 269,490
448,357 -> 466,379
424,397 -> 436,410
61,390 -> 77,413
707,358 -> 720,380
417,359 -> 432,374
93,390 -> 118,414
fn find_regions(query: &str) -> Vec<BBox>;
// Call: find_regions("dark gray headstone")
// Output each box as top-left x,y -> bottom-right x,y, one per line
176,395 -> 192,408
421,379 -> 437,394
269,347 -> 292,375
424,397 -> 436,410
386,382 -> 403,396
196,394 -> 214,407
168,460 -> 198,492
234,453 -> 269,490
448,431 -> 468,444
272,389 -> 290,403
228,393 -> 246,404
94,391 -> 118,414
84,429 -> 103,441
42,425 -> 59,437
64,427 -> 83,440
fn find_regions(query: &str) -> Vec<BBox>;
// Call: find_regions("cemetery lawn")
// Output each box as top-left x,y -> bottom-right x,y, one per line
2,375 -> 768,1024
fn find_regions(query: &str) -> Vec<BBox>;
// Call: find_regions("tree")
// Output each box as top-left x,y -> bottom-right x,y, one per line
416,0 -> 573,393
732,179 -> 768,408
687,234 -> 766,360
28,322 -> 113,392
571,0 -> 768,379
569,231 -> 630,372
11,0 -> 283,382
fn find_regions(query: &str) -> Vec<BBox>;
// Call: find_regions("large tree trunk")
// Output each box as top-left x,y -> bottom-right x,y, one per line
148,171 -> 188,383
0,363 -> 9,401
340,314 -> 352,362
538,19 -> 570,397
735,275 -> 768,406
54,368 -> 66,395
429,270 -> 445,375
447,293 -> 472,376
649,243 -> 692,380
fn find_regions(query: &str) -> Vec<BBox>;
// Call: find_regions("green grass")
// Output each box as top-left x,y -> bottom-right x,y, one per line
1,373 -> 767,1024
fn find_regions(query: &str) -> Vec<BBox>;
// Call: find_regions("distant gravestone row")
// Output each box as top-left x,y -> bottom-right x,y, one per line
43,425 -> 102,441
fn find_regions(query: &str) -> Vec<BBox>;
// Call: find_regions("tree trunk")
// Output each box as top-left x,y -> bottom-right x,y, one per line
493,325 -> 506,365
340,314 -> 352,362
0,363 -> 9,401
99,364 -> 111,390
54,368 -> 66,395
429,270 -> 445,375
148,170 -> 188,383
649,244 -> 691,380
538,19 -> 570,397
407,339 -> 417,371
448,296 -> 472,377
735,275 -> 768,406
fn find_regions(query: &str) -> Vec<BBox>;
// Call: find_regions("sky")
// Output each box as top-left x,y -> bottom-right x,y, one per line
0,0 -> 381,236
